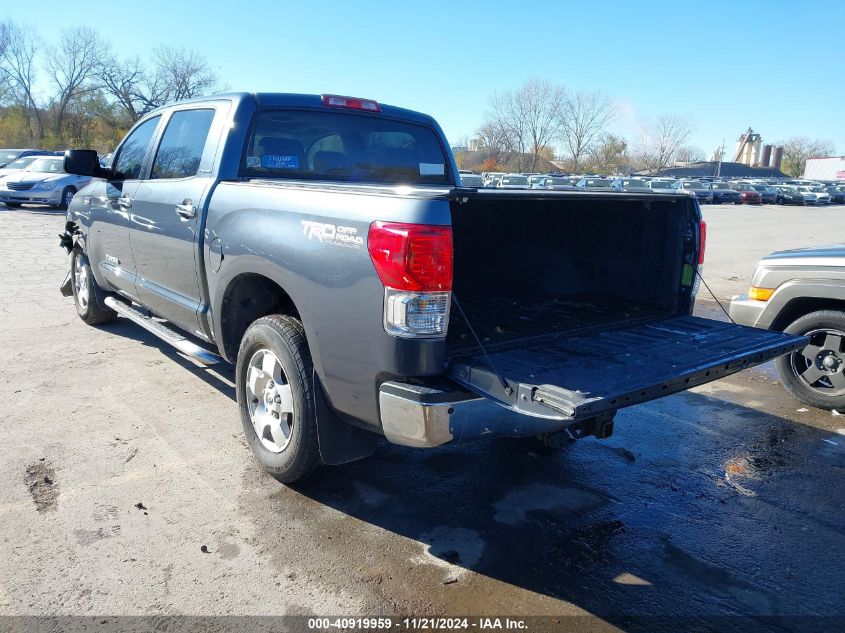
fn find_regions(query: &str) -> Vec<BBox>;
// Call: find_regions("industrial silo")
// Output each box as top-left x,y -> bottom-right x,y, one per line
761,145 -> 773,168
771,146 -> 784,171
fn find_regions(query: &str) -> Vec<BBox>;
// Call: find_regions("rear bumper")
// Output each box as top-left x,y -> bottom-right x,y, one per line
379,380 -> 571,448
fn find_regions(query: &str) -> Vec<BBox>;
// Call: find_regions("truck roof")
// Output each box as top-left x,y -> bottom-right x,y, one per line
151,92 -> 437,127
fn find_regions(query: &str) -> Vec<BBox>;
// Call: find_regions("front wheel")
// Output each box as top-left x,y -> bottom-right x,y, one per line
776,310 -> 845,410
236,315 -> 321,483
57,187 -> 76,210
71,250 -> 116,325
4,202 -> 22,208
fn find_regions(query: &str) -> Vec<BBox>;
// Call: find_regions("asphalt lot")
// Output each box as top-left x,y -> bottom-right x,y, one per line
0,202 -> 843,629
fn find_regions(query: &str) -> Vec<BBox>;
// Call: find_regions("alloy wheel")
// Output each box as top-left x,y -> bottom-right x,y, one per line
245,348 -> 295,452
790,328 -> 845,396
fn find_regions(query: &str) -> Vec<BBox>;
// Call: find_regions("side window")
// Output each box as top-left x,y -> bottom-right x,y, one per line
151,109 -> 215,180
114,116 -> 161,179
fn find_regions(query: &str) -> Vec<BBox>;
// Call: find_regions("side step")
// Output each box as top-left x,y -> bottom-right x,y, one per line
104,296 -> 222,365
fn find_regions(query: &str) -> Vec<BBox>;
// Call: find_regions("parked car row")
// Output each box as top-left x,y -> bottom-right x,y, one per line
458,170 -> 845,205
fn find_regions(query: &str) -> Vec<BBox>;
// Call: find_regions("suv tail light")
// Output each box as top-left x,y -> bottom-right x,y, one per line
368,222 -> 452,337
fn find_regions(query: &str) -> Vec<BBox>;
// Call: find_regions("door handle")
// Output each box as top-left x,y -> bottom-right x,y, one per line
117,196 -> 132,209
175,201 -> 196,219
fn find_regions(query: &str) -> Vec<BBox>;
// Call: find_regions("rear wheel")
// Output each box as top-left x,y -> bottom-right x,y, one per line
236,315 -> 321,483
71,249 -> 116,325
4,202 -> 22,208
776,310 -> 845,410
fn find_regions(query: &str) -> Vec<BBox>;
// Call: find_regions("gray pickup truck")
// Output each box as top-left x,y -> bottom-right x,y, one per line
59,92 -> 805,482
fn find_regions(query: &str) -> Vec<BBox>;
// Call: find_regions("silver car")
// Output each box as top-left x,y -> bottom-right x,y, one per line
0,156 -> 92,209
729,244 -> 845,411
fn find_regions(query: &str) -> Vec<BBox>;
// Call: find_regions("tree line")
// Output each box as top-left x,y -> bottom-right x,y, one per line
463,78 -> 835,177
0,19 -> 222,153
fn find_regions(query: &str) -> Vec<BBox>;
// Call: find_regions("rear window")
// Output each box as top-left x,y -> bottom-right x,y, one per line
242,109 -> 451,185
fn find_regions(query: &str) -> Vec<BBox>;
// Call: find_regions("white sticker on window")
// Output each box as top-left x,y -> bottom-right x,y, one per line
247,156 -> 261,168
419,163 -> 445,176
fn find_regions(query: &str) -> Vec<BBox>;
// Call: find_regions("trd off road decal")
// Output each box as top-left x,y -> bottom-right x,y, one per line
301,220 -> 363,249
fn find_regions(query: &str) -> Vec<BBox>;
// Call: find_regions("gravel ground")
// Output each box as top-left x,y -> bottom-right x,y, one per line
0,204 -> 843,630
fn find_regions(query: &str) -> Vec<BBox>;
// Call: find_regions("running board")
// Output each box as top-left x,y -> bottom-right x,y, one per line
104,296 -> 222,365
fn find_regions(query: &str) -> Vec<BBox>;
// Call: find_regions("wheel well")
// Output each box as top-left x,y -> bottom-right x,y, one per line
219,274 -> 300,360
770,297 -> 845,331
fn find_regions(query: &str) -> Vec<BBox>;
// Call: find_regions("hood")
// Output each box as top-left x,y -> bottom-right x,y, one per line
761,243 -> 845,267
3,171 -> 65,184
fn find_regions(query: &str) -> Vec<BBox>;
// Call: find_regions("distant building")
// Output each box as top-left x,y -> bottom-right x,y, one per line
804,156 -> 845,181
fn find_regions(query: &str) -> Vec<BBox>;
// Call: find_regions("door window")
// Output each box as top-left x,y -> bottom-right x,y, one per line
114,115 -> 161,179
151,109 -> 215,179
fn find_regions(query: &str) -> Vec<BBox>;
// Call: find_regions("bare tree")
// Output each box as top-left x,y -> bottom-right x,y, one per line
0,20 -> 42,139
99,46 -> 220,122
635,115 -> 693,174
480,79 -> 565,172
558,90 -> 616,171
152,46 -> 219,102
675,145 -> 705,163
46,26 -> 105,141
99,54 -> 148,121
779,137 -> 836,177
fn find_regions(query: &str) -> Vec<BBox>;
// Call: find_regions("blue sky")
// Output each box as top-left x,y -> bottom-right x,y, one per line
5,0 -> 844,156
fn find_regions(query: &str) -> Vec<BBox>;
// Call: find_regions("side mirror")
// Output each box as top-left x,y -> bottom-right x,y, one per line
64,149 -> 109,178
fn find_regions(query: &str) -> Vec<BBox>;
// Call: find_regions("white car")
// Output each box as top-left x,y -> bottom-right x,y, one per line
808,186 -> 831,204
0,156 -> 92,209
496,174 -> 530,189
792,186 -> 819,204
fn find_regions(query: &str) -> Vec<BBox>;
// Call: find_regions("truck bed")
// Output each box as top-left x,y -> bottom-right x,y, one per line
447,291 -> 669,354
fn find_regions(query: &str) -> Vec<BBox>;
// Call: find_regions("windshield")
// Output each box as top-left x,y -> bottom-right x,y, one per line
242,109 -> 452,185
3,156 -> 37,170
623,179 -> 647,187
501,176 -> 528,185
1,151 -> 21,162
547,177 -> 572,186
460,174 -> 483,186
683,181 -> 707,190
25,158 -> 64,174
711,183 -> 732,190
650,180 -> 673,189
584,179 -> 612,187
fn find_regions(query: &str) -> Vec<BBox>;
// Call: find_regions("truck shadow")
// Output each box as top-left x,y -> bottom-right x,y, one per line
286,389 -> 844,628
103,319 -> 844,626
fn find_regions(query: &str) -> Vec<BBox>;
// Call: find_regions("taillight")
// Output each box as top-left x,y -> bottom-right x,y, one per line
368,222 -> 453,338
321,94 -> 381,112
698,220 -> 707,265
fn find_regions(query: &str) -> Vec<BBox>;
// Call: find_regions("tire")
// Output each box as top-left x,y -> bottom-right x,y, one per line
4,202 -> 22,208
236,315 -> 321,483
71,249 -> 116,325
776,310 -> 845,411
57,187 -> 76,210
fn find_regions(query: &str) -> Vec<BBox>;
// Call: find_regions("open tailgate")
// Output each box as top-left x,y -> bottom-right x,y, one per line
447,316 -> 807,421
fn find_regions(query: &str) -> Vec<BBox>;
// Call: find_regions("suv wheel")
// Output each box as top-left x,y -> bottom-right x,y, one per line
71,249 -> 116,325
236,315 -> 321,483
776,310 -> 845,410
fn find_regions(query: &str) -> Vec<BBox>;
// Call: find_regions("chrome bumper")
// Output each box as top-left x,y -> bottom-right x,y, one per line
379,380 -> 572,448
